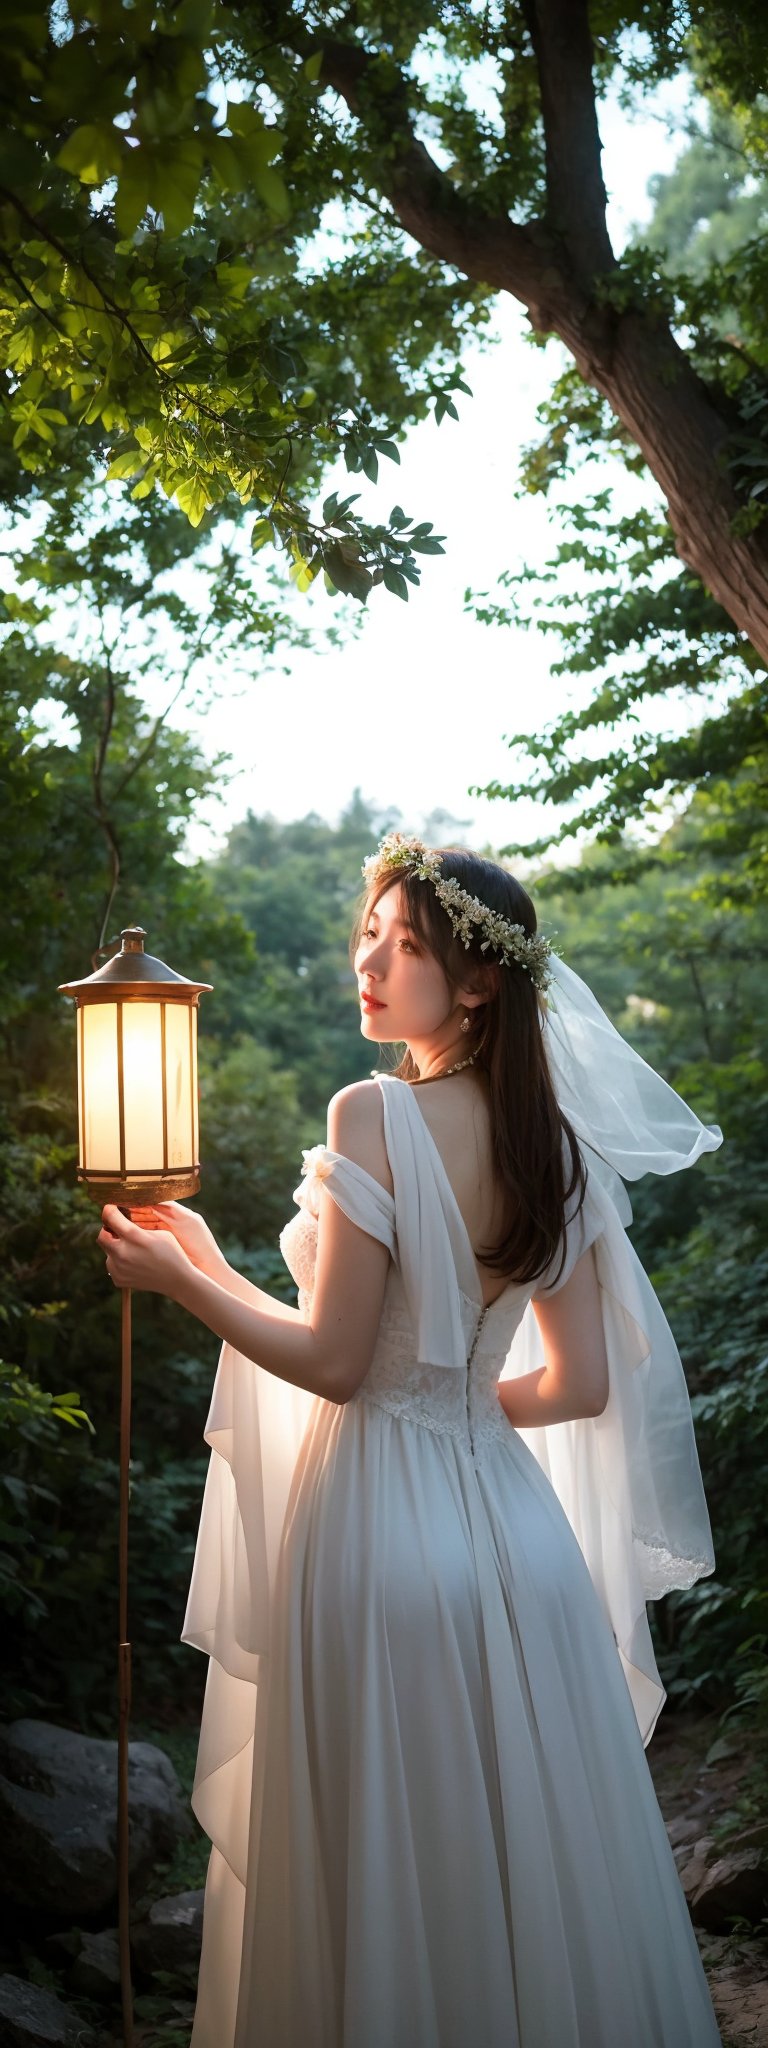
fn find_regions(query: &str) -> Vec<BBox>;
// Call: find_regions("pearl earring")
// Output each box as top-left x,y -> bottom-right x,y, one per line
460,1015 -> 470,1033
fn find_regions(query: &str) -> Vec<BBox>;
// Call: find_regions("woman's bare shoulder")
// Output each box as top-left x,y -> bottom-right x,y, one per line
326,1079 -> 393,1197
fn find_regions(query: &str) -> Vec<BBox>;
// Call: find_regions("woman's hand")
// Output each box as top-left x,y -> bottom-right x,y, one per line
98,1204 -> 193,1297
124,1200 -> 227,1281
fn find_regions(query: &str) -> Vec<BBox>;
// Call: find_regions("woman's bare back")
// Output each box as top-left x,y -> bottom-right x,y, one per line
368,1071 -> 512,1306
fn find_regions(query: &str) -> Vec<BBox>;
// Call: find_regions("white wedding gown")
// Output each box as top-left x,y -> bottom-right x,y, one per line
182,1073 -> 721,2047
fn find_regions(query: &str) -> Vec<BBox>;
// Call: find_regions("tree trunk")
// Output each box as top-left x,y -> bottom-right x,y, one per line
553,303 -> 768,661
314,11 -> 768,665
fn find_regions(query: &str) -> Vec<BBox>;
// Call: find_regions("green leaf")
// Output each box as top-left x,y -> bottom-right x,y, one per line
115,154 -> 152,238
152,142 -> 203,237
227,100 -> 269,141
57,122 -> 125,186
399,555 -> 421,584
209,134 -> 247,196
251,163 -> 290,221
290,555 -> 319,593
130,464 -> 158,500
382,562 -> 409,600
105,448 -> 146,482
250,515 -> 275,551
324,544 -> 373,603
303,51 -> 323,82
176,474 -> 209,526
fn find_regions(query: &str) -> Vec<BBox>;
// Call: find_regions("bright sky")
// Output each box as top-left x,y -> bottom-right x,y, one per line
179,66 -> 693,862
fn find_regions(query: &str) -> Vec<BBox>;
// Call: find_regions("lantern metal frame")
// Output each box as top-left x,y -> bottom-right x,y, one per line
59,926 -> 212,2048
60,926 -> 212,1203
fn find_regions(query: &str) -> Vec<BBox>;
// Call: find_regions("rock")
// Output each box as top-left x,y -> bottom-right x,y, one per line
0,1976 -> 96,2047
665,1812 -> 701,1854
70,1929 -> 121,2002
690,1844 -> 768,1933
131,1889 -> 204,1981
679,1821 -> 768,1932
677,1832 -> 716,1897
0,1719 -> 192,1918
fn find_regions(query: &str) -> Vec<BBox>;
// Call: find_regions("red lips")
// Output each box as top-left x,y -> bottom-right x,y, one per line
361,994 -> 386,1010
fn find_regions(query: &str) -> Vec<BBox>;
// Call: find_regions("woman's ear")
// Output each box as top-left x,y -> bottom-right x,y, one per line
457,963 -> 500,1010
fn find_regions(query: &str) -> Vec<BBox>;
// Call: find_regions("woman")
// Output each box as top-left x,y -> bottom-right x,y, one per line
99,834 -> 723,2047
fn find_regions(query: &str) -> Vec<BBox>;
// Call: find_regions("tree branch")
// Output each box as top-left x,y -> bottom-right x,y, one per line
311,35 -> 584,336
526,0 -> 615,283
91,613 -> 121,964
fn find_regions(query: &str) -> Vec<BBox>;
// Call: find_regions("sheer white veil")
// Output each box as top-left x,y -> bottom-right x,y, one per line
500,951 -> 722,1742
544,955 -> 722,1218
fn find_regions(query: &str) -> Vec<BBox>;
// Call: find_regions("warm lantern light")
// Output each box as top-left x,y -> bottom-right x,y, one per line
58,923 -> 213,2048
59,926 -> 212,1204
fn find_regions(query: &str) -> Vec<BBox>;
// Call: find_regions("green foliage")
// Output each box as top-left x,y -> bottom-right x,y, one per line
4,0 -> 767,634
0,504 -> 395,1725
467,92 -> 768,866
0,0 -> 483,599
0,1360 -> 92,1432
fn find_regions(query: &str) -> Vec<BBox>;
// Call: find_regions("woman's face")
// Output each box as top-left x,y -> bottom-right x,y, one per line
354,881 -> 460,1054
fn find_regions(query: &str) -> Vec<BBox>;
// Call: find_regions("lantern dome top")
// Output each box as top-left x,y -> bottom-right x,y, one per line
59,927 -> 213,999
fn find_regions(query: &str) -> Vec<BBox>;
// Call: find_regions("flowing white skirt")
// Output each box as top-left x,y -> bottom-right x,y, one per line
205,1392 -> 722,2048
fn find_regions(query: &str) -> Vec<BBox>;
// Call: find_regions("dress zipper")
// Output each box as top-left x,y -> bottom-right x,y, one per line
466,1303 -> 489,1458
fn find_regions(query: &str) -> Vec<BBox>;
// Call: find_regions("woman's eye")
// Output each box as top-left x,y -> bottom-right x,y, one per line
362,927 -> 416,952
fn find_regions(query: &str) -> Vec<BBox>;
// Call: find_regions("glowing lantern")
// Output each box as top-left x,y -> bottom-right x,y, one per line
59,923 -> 212,2047
59,925 -> 212,1205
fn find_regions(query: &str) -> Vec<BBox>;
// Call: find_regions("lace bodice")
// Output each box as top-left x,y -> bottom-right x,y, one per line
279,1176 -> 531,1464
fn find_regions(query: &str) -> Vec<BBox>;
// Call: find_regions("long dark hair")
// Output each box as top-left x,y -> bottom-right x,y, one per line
350,846 -> 586,1287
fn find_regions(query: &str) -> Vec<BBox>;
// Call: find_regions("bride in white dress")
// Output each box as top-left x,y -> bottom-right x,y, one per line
99,833 -> 723,2047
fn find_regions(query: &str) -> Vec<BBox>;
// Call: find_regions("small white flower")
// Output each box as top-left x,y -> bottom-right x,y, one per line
361,832 -> 555,991
301,1145 -> 333,1182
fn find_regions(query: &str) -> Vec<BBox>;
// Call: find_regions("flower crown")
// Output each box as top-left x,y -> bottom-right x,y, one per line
361,832 -> 554,992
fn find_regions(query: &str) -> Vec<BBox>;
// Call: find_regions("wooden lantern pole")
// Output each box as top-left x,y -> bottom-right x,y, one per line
58,928 -> 213,2048
118,1282 -> 133,2046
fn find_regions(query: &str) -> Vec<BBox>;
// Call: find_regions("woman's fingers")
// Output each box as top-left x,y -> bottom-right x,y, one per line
101,1202 -> 138,1239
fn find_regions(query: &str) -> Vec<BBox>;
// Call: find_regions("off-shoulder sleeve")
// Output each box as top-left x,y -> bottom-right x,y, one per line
293,1142 -> 396,1251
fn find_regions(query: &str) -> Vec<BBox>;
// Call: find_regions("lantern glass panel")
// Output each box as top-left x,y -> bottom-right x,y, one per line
123,1001 -> 164,1170
191,1008 -> 199,1163
83,1004 -> 121,1171
76,1005 -> 85,1169
165,1001 -> 194,1168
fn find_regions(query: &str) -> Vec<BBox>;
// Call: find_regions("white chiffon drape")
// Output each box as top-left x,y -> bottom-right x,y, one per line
182,1072 -> 720,2047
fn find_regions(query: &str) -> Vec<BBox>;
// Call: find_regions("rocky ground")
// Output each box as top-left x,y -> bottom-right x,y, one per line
0,1710 -> 765,2046
646,1711 -> 768,2048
